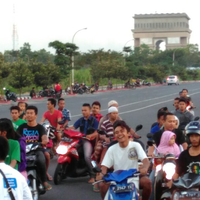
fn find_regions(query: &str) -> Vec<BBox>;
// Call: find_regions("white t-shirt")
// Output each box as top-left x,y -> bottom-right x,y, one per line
102,141 -> 147,171
0,163 -> 32,200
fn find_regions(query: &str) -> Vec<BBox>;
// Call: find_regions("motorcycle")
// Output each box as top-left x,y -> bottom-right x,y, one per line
92,161 -> 140,200
53,128 -> 94,185
26,143 -> 46,200
41,122 -> 56,159
124,82 -> 136,90
141,80 -> 151,86
3,88 -> 17,102
147,140 -> 177,200
161,173 -> 200,199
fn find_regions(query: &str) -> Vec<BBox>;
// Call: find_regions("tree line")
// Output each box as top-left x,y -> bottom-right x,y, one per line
0,41 -> 200,94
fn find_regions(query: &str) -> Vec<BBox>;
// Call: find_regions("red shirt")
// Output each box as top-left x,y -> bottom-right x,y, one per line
43,110 -> 63,127
91,113 -> 103,122
55,84 -> 61,92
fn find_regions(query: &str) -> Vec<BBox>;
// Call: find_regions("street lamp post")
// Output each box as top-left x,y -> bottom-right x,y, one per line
71,28 -> 87,85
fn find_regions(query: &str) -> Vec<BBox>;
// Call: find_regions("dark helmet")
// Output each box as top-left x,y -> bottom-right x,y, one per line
186,121 -> 200,136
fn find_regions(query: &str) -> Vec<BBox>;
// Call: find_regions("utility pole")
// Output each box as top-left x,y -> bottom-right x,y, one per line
12,3 -> 18,51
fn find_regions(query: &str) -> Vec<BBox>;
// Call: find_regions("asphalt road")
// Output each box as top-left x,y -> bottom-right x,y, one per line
1,82 -> 200,200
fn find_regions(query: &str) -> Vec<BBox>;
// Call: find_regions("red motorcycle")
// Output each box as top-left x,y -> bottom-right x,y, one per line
53,129 -> 93,185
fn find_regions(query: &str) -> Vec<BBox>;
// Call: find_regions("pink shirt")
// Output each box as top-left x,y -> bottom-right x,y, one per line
43,110 -> 62,127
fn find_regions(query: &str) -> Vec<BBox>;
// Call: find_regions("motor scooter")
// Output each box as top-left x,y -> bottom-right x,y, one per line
53,129 -> 94,185
26,143 -> 46,200
161,173 -> 200,199
92,161 -> 140,200
3,88 -> 17,101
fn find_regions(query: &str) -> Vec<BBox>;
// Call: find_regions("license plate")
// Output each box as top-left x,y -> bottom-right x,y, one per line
179,190 -> 200,199
113,184 -> 134,193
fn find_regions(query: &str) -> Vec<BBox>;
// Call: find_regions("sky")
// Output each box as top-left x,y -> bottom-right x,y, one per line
0,0 -> 199,54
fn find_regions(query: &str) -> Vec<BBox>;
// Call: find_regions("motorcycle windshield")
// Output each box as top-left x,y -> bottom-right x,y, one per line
173,173 -> 200,189
103,169 -> 137,183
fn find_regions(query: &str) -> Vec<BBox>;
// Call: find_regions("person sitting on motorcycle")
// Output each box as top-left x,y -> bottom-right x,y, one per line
171,97 -> 180,114
0,119 -> 21,170
10,106 -> 26,131
91,101 -> 103,122
98,120 -> 151,200
69,103 -> 99,183
153,113 -> 188,151
18,101 -> 28,120
168,121 -> 200,187
136,78 -> 140,85
99,100 -> 140,139
30,87 -> 36,98
157,131 -> 181,158
54,82 -> 61,94
17,105 -> 52,190
40,98 -> 63,143
58,98 -> 71,128
181,88 -> 195,109
174,97 -> 194,129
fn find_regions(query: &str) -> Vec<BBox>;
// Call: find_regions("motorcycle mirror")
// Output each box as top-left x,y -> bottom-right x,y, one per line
147,140 -> 155,146
194,116 -> 200,121
146,133 -> 153,139
91,161 -> 102,173
135,124 -> 143,132
97,129 -> 107,135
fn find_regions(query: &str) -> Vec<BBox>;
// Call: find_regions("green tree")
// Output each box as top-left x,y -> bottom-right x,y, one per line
49,41 -> 79,78
9,59 -> 34,96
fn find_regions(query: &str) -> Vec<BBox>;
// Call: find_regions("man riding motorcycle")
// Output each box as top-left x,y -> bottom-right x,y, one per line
97,120 -> 151,200
167,121 -> 200,187
69,103 -> 99,183
17,105 -> 52,190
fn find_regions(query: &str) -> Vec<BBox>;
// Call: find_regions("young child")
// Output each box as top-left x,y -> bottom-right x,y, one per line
18,102 -> 28,120
157,131 -> 180,157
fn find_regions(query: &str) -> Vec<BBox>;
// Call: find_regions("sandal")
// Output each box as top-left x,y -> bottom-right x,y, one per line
47,173 -> 53,181
93,185 -> 100,192
44,183 -> 52,191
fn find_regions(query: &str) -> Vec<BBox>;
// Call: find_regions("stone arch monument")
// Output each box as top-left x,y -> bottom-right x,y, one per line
132,13 -> 191,50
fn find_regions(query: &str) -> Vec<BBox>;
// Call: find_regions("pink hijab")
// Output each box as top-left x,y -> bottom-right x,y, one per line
157,131 -> 180,157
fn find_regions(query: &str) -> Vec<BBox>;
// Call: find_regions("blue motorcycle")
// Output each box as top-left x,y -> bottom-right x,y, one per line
92,162 -> 140,200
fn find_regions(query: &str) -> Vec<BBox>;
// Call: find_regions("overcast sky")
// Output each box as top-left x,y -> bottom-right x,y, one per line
0,0 -> 199,54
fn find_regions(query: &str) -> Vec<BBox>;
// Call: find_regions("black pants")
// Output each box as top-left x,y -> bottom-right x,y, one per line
35,150 -> 47,182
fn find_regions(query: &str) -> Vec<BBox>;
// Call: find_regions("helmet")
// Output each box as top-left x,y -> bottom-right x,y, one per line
185,121 -> 200,136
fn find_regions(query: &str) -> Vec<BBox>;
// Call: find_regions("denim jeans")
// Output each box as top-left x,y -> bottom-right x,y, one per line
83,139 -> 95,178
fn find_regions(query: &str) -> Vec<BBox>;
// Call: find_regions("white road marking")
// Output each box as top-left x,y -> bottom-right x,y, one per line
71,89 -> 200,118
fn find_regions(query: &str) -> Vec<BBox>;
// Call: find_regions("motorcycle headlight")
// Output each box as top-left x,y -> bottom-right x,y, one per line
56,145 -> 68,155
163,162 -> 176,180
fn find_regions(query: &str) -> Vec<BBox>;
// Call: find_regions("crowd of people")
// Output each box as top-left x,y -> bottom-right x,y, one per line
0,87 -> 199,200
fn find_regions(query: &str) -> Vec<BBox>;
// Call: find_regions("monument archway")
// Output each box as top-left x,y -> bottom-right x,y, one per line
132,13 -> 191,50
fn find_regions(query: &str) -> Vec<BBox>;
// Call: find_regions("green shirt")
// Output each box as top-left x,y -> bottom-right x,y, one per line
12,119 -> 26,131
5,139 -> 21,170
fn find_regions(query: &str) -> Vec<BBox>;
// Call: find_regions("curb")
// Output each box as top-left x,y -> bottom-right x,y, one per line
32,97 -> 44,99
0,101 -> 11,103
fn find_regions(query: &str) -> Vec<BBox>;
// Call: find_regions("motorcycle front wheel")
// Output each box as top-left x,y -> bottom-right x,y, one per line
54,163 -> 69,185
28,176 -> 39,200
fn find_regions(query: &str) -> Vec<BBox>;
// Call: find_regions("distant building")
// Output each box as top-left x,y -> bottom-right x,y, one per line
132,13 -> 192,50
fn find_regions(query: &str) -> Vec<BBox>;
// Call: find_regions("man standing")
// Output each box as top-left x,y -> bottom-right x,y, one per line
40,98 -> 62,142
70,103 -> 99,183
10,106 -> 26,131
58,98 -> 71,128
17,105 -> 52,190
0,136 -> 32,200
54,82 -> 61,94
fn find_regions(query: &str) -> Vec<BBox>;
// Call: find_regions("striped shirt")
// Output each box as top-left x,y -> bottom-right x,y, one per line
100,119 -> 114,137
